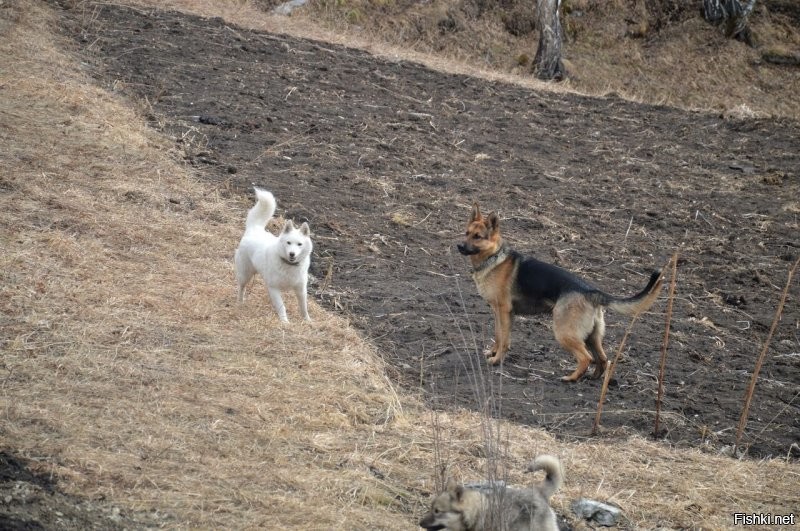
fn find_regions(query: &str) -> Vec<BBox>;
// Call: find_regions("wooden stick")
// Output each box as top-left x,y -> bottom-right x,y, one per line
734,256 -> 799,454
592,314 -> 640,434
654,252 -> 679,436
593,261 -> 668,435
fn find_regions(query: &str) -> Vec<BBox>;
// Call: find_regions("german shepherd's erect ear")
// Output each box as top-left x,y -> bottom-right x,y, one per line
470,202 -> 499,232
486,211 -> 499,234
470,202 -> 482,222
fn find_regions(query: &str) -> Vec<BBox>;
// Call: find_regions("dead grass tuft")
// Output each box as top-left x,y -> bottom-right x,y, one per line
1,1 -> 798,529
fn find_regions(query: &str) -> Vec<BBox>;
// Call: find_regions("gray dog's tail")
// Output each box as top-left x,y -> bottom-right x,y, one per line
527,455 -> 563,500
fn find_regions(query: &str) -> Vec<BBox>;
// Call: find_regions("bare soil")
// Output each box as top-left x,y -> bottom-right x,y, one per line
59,2 -> 799,458
0,452 -> 158,530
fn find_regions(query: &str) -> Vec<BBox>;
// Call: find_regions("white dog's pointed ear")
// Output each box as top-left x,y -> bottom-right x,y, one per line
299,222 -> 310,236
282,219 -> 295,233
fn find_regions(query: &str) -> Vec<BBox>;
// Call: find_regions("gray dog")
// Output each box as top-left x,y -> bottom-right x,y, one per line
419,455 -> 563,531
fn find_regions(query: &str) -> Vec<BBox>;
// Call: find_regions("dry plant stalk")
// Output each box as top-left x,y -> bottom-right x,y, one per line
592,311 -> 642,434
593,261 -> 669,434
654,252 -> 679,436
734,256 -> 799,453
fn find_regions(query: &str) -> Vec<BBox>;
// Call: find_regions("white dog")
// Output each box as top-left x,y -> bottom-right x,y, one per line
234,188 -> 312,322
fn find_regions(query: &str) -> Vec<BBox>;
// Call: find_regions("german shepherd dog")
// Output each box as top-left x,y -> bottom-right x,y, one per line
419,455 -> 563,531
457,203 -> 663,382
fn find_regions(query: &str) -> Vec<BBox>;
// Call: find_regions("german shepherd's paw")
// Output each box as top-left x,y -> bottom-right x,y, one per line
484,347 -> 506,365
482,344 -> 495,358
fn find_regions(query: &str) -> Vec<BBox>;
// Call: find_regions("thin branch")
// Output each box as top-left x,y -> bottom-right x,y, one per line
654,252 -> 679,436
734,256 -> 799,454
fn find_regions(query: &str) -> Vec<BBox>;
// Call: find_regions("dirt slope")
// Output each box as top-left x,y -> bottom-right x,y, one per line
55,2 -> 800,460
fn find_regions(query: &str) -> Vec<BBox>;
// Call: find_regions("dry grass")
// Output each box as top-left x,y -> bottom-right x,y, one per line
1,1 -> 799,529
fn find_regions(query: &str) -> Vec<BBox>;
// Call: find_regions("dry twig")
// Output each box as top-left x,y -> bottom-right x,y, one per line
654,252 -> 679,436
734,256 -> 799,454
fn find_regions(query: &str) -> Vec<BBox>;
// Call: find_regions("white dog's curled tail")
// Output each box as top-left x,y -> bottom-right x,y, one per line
527,455 -> 563,500
245,188 -> 277,231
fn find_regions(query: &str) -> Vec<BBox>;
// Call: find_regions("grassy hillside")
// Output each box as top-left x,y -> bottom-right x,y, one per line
1,1 -> 797,529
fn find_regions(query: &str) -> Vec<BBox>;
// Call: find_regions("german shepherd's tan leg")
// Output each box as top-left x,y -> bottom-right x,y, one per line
587,310 -> 608,379
553,294 -> 597,382
555,335 -> 593,382
487,301 -> 512,364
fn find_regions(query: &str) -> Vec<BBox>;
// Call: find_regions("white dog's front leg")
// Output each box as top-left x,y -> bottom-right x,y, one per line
295,284 -> 311,321
267,287 -> 289,322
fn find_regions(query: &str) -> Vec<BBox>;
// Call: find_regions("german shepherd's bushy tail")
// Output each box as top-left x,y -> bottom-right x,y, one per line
527,455 -> 564,500
596,270 -> 663,316
244,188 -> 276,232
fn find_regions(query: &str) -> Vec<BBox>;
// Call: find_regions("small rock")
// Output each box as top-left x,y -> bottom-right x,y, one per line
198,115 -> 222,126
572,498 -> 621,527
273,0 -> 308,16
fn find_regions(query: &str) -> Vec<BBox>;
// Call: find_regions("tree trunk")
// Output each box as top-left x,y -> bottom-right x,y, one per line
533,0 -> 565,81
702,0 -> 757,46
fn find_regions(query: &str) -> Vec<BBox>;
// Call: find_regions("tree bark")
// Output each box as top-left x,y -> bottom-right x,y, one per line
533,0 -> 565,81
702,0 -> 757,46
